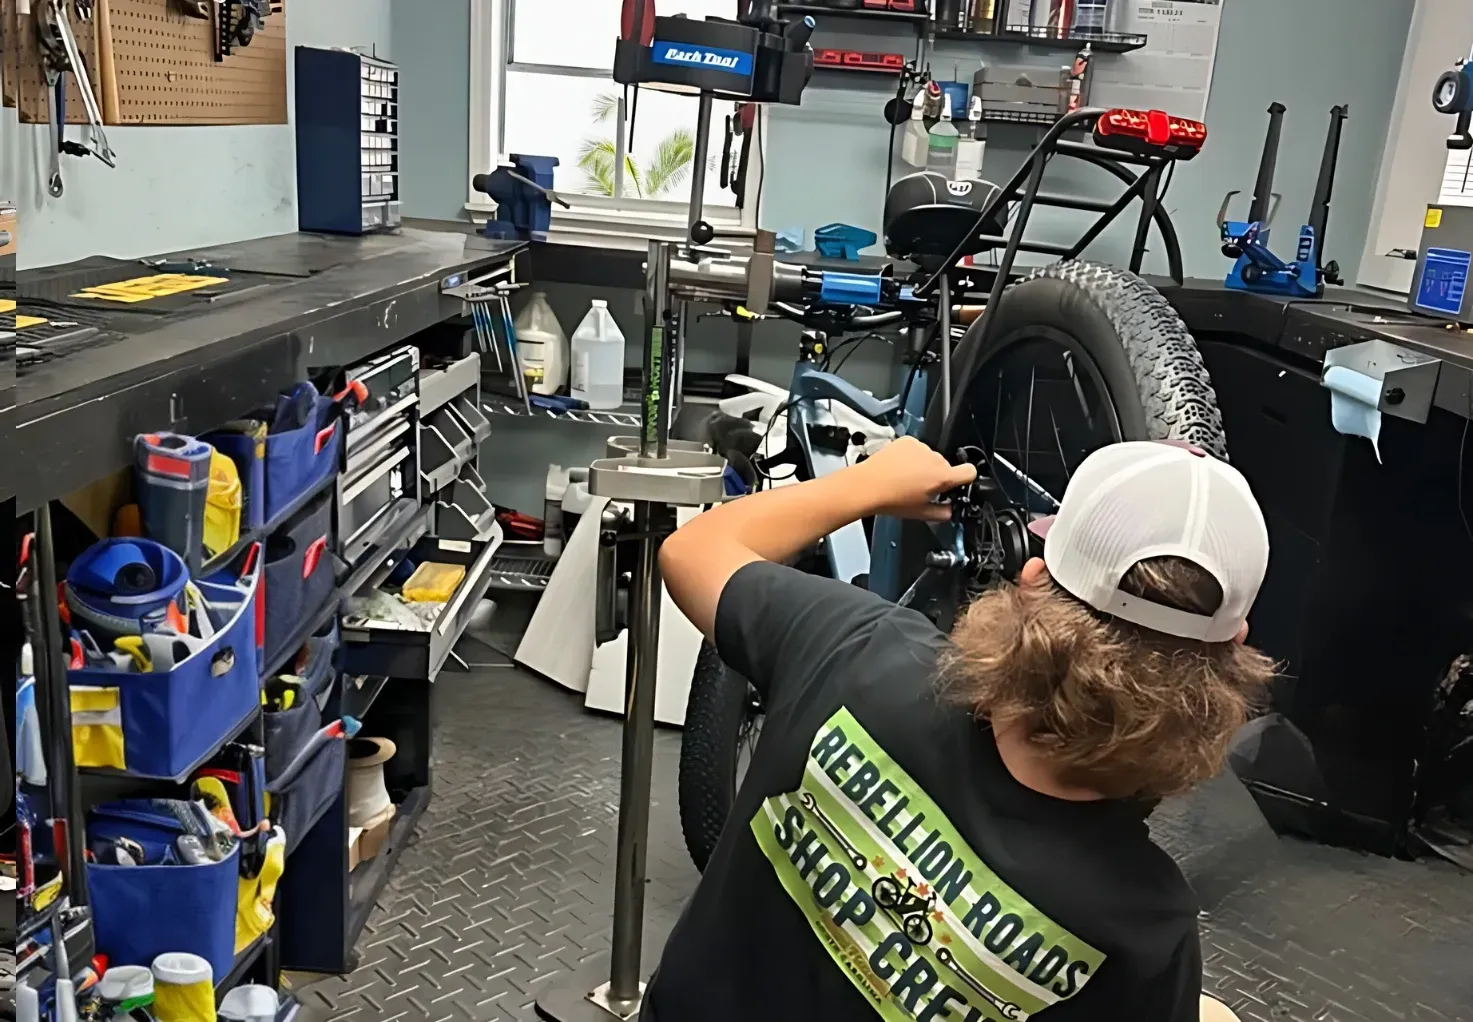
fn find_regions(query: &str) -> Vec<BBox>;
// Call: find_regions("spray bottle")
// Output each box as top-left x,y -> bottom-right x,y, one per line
956,95 -> 987,179
927,94 -> 961,175
901,85 -> 932,167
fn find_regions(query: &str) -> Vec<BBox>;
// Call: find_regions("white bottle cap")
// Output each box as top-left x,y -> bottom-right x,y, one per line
591,299 -> 608,309
152,953 -> 213,987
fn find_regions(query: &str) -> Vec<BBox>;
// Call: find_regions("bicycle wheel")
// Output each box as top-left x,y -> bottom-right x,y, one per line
911,261 -> 1227,617
678,641 -> 764,872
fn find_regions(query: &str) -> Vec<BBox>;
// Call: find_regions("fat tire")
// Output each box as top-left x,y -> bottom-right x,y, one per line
678,641 -> 752,872
935,260 -> 1228,457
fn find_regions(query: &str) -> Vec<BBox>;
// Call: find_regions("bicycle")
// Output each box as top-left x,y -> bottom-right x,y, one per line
677,106 -> 1230,872
873,873 -> 938,946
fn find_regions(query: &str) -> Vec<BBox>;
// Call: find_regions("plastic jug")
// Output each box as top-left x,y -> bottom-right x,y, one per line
513,292 -> 569,395
570,300 -> 626,410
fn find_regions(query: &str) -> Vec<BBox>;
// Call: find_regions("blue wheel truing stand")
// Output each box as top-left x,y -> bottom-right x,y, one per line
1218,102 -> 1349,299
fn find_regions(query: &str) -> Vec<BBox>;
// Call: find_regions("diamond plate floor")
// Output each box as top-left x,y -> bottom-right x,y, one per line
295,667 -> 698,1022
296,667 -> 1471,1022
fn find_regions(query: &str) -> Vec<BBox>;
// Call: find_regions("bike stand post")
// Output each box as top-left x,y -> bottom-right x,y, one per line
536,241 -> 728,1022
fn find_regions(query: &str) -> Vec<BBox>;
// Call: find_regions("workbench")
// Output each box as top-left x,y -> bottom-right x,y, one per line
10,229 -> 523,1010
1161,280 -> 1472,860
13,229 -> 524,511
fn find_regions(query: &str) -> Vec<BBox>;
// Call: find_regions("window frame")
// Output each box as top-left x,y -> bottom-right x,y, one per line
467,0 -> 764,245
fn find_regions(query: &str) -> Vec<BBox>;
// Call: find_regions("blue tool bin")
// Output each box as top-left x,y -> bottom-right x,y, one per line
264,493 -> 335,667
67,548 -> 262,780
87,801 -> 241,980
263,391 -> 341,524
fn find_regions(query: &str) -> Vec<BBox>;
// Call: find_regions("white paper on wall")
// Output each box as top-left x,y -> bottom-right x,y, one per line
1091,0 -> 1224,122
1439,128 -> 1473,208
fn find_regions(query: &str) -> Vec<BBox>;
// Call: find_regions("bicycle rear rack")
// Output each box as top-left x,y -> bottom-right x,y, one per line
924,106 -> 1190,454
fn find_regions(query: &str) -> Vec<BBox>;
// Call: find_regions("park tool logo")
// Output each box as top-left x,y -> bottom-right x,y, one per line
651,40 -> 753,77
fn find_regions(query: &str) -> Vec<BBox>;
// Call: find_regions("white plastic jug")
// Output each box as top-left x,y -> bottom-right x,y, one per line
570,299 -> 626,410
513,291 -> 569,396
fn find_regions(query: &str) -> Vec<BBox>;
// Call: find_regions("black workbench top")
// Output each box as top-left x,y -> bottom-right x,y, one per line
12,230 -> 524,511
1163,279 -> 1473,419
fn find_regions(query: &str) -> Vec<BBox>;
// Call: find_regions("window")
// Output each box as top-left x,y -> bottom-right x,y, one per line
469,0 -> 762,237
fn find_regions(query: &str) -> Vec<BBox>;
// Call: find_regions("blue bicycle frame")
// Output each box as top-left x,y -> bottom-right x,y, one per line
782,357 -> 929,602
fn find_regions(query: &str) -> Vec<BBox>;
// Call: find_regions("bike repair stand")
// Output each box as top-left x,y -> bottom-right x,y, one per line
537,7 -> 814,1019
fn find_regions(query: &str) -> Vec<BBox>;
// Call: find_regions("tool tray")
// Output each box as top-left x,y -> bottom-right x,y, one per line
341,534 -> 501,681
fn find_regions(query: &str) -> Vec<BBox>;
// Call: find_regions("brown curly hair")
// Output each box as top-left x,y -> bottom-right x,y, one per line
941,556 -> 1277,799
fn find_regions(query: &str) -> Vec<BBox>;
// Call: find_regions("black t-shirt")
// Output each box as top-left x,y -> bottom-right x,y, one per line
645,562 -> 1202,1022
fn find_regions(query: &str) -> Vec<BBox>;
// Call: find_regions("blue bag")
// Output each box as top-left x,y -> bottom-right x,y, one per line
87,801 -> 239,980
205,425 -> 268,531
68,547 -> 262,780
263,393 -> 341,523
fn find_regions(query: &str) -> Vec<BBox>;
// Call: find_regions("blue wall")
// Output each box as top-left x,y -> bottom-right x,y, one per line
390,0 -> 1411,281
394,0 -> 473,222
761,0 -> 1412,281
0,0 -> 394,269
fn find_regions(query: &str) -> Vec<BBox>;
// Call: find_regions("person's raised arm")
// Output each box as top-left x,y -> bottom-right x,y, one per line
660,438 -> 977,641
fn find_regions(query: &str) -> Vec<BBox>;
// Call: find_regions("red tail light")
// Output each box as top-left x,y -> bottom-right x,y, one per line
1095,108 -> 1207,153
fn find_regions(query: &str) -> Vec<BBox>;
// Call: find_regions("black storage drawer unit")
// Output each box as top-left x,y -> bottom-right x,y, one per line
340,535 -> 500,681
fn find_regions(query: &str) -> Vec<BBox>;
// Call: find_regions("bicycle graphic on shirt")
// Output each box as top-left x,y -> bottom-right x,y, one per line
873,873 -> 937,946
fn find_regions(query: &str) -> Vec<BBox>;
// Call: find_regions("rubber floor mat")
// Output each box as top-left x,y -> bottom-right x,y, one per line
296,669 -> 1472,1022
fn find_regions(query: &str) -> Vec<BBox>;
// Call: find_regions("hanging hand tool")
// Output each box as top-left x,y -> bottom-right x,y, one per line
36,0 -> 117,197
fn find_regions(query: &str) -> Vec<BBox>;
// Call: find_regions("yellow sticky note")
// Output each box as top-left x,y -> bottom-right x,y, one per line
0,299 -> 16,314
1426,208 -> 1444,229
16,315 -> 48,329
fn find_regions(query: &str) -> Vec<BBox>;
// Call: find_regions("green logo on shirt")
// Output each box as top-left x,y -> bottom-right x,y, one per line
751,707 -> 1107,1021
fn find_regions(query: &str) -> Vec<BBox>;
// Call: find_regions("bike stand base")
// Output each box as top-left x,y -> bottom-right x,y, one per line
535,968 -> 647,1022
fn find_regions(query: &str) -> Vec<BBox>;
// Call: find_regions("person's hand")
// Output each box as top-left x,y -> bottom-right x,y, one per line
854,437 -> 978,522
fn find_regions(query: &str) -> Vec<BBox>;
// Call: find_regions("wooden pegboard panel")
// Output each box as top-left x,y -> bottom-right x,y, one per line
2,0 -> 287,125
2,0 -> 104,126
110,0 -> 286,125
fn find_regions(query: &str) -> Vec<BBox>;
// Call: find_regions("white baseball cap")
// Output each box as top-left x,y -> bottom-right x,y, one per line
1029,441 -> 1269,643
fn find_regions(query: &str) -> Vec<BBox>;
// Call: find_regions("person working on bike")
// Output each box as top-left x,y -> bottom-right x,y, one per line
648,436 -> 1276,1021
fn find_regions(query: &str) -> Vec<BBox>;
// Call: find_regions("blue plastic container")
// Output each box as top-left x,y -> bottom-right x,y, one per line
65,539 -> 190,640
814,223 -> 879,262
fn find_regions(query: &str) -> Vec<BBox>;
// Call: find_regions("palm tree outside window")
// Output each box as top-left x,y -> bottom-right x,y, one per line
499,0 -> 744,213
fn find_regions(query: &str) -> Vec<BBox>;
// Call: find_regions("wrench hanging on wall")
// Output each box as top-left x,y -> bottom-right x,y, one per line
36,0 -> 117,197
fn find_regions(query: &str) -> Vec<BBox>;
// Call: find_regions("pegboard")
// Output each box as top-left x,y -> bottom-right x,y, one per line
2,0 -> 102,126
110,0 -> 286,125
3,0 -> 287,126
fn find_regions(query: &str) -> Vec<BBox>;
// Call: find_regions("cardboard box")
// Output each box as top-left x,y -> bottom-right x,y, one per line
347,806 -> 395,871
